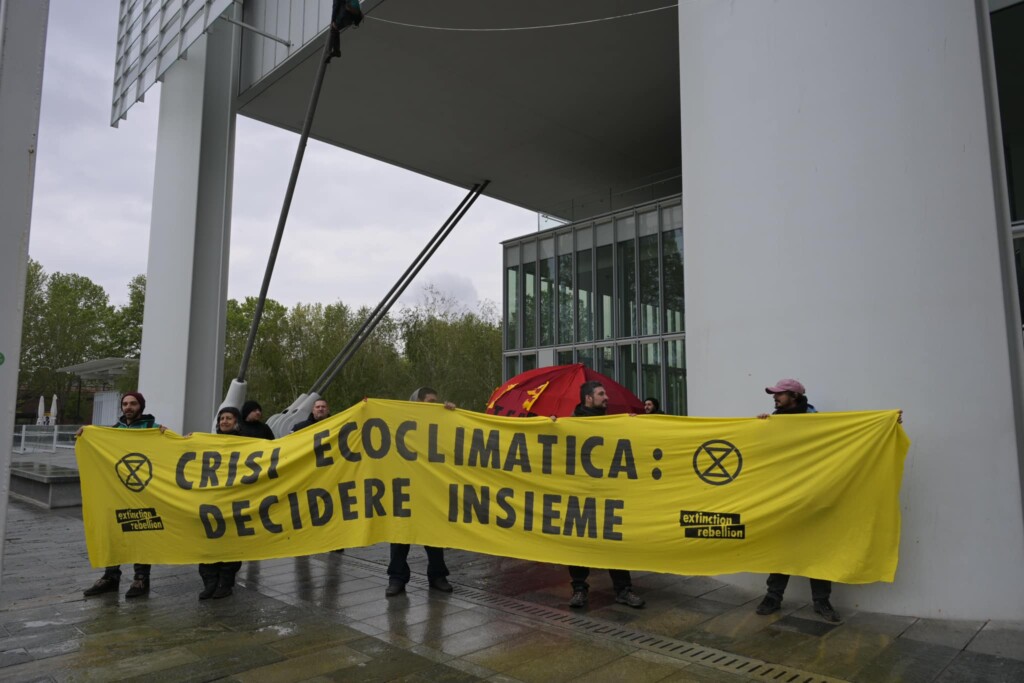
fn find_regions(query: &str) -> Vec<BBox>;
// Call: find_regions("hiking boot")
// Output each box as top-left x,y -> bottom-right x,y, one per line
125,575 -> 149,598
568,590 -> 588,608
83,576 -> 119,597
615,588 -> 646,608
813,599 -> 842,623
428,577 -> 453,593
385,581 -> 406,597
755,594 -> 781,615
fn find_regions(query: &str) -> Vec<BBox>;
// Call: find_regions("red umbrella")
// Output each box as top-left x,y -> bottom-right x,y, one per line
485,364 -> 644,418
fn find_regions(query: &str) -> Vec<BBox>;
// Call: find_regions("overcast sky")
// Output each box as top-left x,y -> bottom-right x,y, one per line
29,0 -> 533,311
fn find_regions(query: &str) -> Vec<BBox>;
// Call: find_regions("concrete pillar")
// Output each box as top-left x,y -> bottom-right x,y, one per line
138,17 -> 239,434
679,0 -> 1024,619
0,0 -> 49,587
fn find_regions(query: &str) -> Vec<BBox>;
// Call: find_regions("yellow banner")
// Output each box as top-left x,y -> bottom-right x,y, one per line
76,399 -> 909,583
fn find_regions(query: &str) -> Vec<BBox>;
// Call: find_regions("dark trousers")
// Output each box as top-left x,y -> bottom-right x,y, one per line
569,566 -> 632,593
766,573 -> 831,601
199,562 -> 242,587
104,564 -> 150,578
387,544 -> 448,584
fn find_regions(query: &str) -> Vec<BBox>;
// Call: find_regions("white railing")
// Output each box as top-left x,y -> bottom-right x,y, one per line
11,425 -> 82,470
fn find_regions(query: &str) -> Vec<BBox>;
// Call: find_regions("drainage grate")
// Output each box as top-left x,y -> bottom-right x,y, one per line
326,554 -> 847,683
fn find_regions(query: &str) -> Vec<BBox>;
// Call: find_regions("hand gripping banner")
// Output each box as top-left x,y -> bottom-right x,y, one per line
76,399 -> 909,583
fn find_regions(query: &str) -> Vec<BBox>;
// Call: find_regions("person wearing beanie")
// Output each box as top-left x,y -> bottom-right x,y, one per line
82,391 -> 163,599
197,407 -> 245,600
238,400 -> 275,440
385,387 -> 456,596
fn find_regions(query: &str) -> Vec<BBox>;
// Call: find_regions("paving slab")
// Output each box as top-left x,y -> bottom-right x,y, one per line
4,499 -> 1024,683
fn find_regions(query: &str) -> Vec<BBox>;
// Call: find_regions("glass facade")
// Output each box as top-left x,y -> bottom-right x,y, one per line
503,195 -> 687,414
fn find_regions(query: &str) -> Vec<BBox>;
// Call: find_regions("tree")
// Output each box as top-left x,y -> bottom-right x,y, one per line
400,288 -> 502,411
18,264 -> 115,422
107,274 -> 146,359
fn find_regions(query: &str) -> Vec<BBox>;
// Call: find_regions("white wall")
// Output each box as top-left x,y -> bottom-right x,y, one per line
679,0 -> 1024,619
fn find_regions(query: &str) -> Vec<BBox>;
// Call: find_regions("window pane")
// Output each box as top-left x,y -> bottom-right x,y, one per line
505,265 -> 518,349
617,237 -> 636,338
619,344 -> 638,395
641,342 -> 661,403
576,248 -> 594,342
522,261 -> 536,347
596,346 -> 614,377
521,353 -> 537,372
664,228 -> 684,334
557,349 -> 574,365
596,244 -> 614,340
558,254 -> 574,344
665,338 -> 686,415
577,347 -> 594,370
639,233 -> 660,335
539,255 -> 556,346
505,355 -> 519,380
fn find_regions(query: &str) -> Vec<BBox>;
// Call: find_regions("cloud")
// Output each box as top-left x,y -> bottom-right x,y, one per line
28,0 -> 534,314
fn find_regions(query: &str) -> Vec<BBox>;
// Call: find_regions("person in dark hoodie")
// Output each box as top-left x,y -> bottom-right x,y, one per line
643,397 -> 664,414
197,407 -> 245,600
291,398 -> 330,433
239,400 -> 275,440
753,378 -> 842,622
564,381 -> 646,609
82,391 -> 164,598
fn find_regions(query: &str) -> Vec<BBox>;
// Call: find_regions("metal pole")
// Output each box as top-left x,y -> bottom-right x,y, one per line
237,33 -> 334,381
309,183 -> 483,394
315,181 -> 489,394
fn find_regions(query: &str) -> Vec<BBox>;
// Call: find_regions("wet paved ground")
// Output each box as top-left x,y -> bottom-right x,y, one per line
2,499 -> 1023,682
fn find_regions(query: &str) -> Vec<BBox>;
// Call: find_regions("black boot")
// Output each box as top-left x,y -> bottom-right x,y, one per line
198,564 -> 219,600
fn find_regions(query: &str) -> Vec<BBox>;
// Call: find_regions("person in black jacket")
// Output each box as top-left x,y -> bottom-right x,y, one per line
197,407 -> 245,600
291,398 -> 330,433
385,387 -> 455,596
565,381 -> 646,609
239,400 -> 275,440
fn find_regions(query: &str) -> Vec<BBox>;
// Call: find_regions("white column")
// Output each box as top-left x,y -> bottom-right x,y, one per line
679,0 -> 1024,619
0,0 -> 49,588
138,18 -> 239,434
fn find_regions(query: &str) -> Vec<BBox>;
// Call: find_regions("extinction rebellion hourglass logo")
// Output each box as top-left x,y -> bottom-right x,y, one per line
680,440 -> 747,540
113,453 -> 164,532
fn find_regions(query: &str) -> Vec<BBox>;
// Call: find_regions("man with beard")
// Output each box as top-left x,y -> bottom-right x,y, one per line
753,378 -> 842,623
81,392 -> 163,599
564,381 -> 645,609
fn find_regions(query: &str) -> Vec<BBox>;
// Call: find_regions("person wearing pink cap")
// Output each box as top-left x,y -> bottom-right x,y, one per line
753,379 -> 842,623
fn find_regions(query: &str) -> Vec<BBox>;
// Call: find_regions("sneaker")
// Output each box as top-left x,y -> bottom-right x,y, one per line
568,590 -> 588,608
615,588 -> 646,608
428,577 -> 453,593
83,576 -> 120,597
385,581 -> 406,597
125,575 -> 149,598
755,595 -> 781,615
813,599 -> 842,623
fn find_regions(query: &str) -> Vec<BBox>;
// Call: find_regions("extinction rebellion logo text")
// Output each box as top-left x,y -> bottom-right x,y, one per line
116,508 -> 165,532
679,509 -> 746,539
